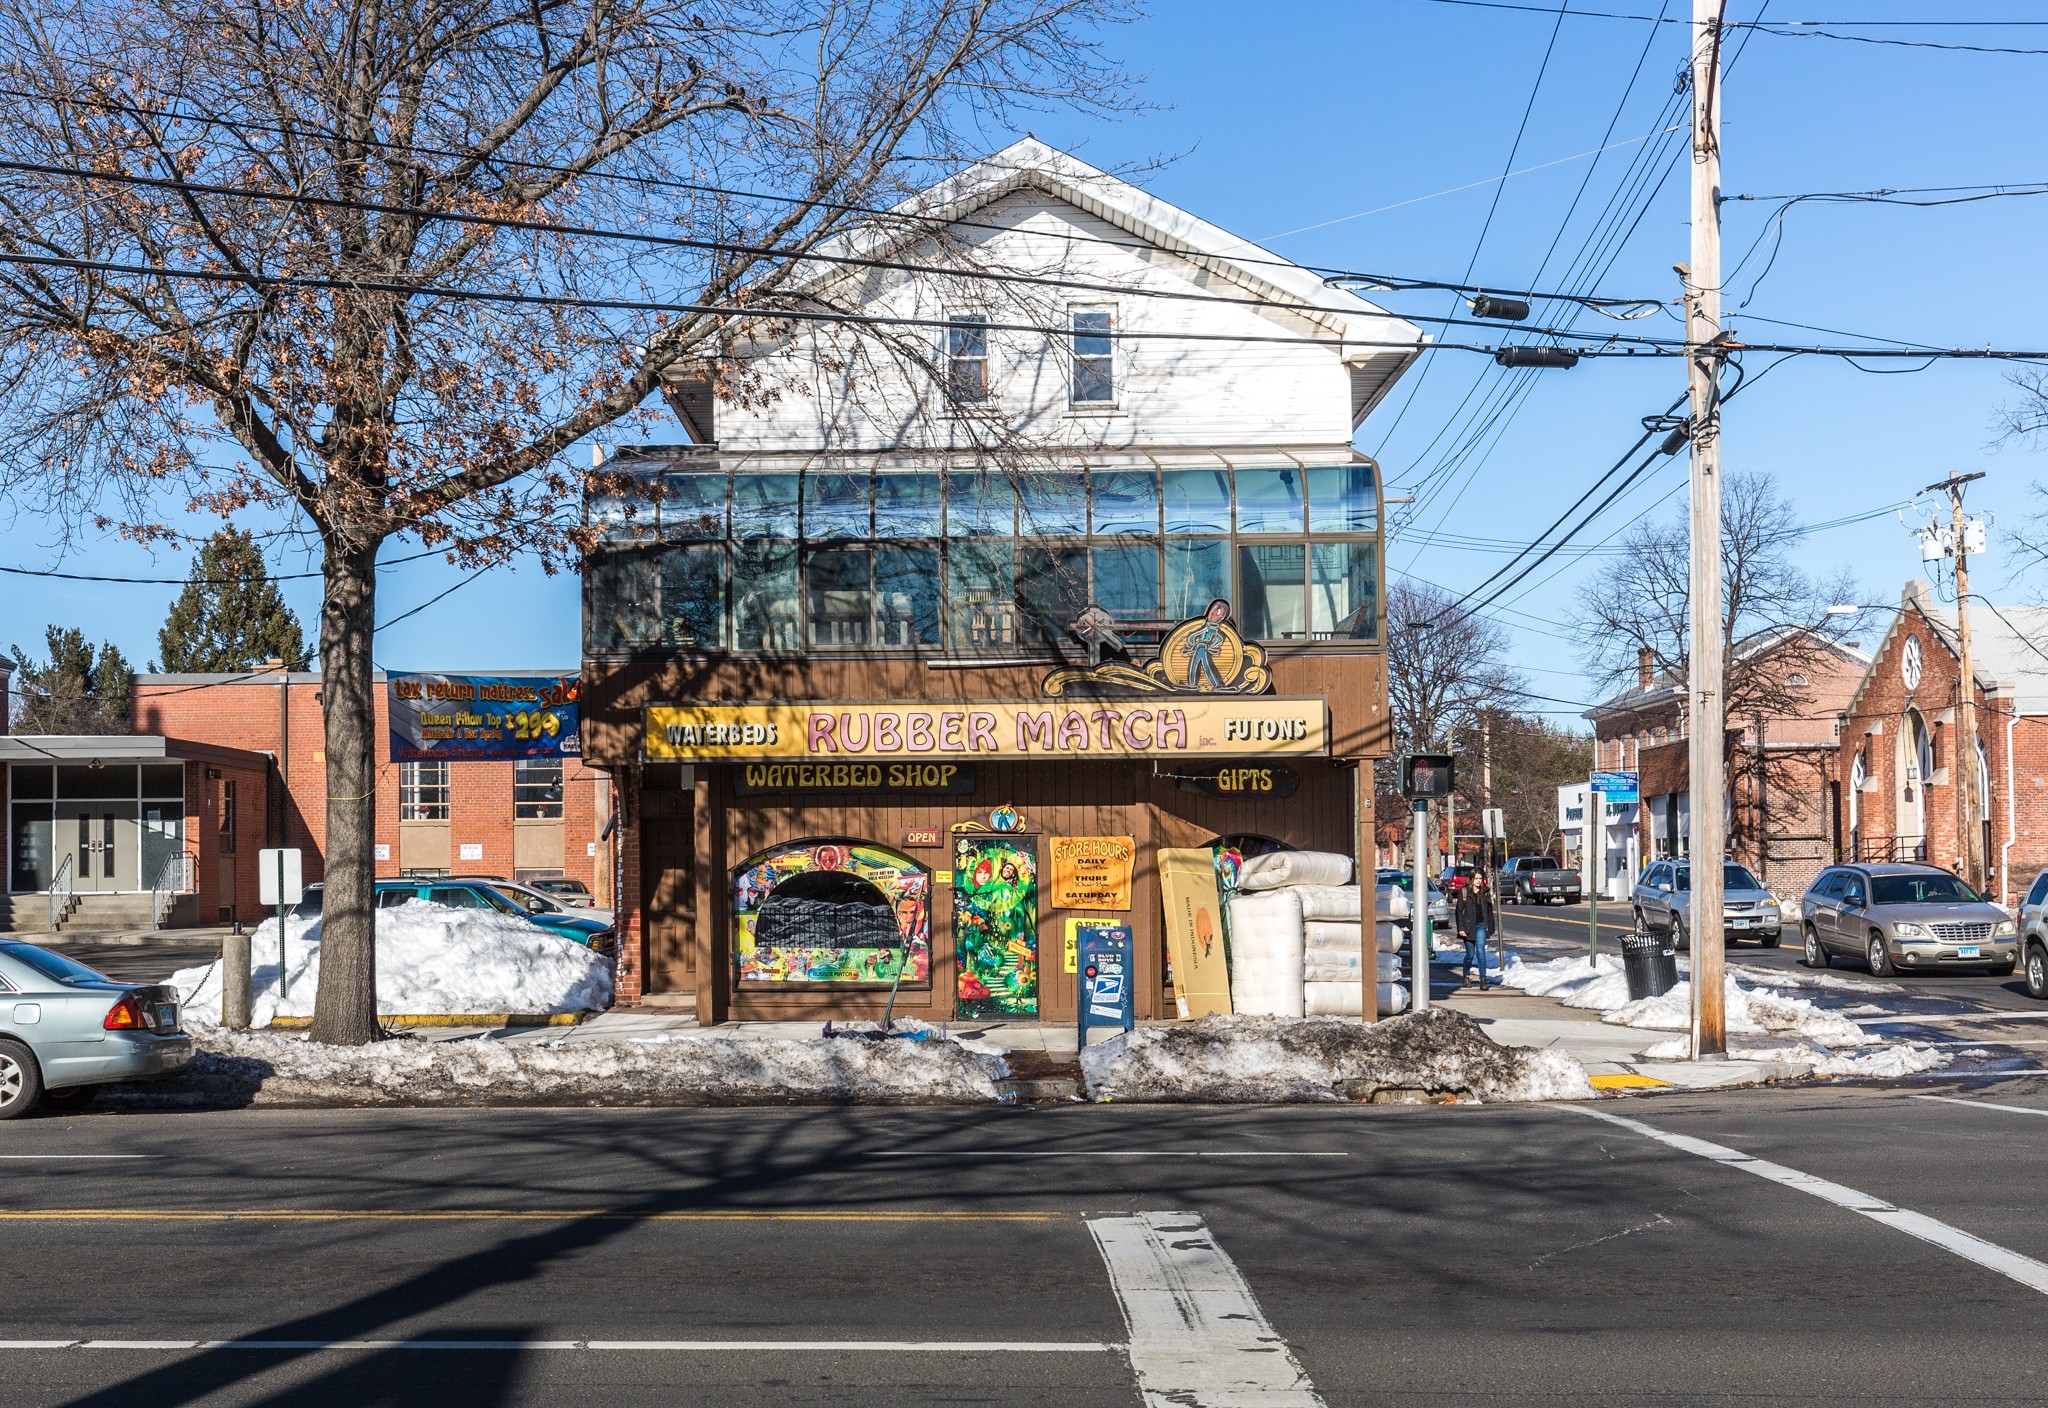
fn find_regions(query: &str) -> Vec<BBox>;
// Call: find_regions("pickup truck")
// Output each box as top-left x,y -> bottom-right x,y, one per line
1502,855 -> 1583,906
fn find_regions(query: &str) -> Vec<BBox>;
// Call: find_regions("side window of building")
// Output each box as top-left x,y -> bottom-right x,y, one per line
1070,306 -> 1115,405
514,759 -> 565,820
945,314 -> 990,403
219,778 -> 237,854
399,760 -> 451,821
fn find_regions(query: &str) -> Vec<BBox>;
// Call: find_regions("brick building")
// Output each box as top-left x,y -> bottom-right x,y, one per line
1583,632 -> 1872,900
1835,581 -> 2048,907
1,666 -> 611,932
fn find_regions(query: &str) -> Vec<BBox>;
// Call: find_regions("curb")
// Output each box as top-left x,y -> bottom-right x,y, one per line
263,1013 -> 593,1030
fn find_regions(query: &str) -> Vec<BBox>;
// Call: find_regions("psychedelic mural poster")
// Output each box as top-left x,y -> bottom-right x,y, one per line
731,840 -> 930,986
953,834 -> 1039,1019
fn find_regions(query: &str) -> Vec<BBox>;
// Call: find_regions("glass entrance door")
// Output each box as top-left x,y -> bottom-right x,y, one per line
55,802 -> 140,892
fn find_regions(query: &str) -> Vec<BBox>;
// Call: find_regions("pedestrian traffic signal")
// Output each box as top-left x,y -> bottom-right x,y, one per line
1402,753 -> 1455,799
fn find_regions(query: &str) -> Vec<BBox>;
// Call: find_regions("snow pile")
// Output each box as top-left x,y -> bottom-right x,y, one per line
101,1025 -> 1009,1108
1639,1034 -> 1950,1079
1079,1008 -> 1593,1104
1502,954 -> 1871,1046
171,903 -> 613,1025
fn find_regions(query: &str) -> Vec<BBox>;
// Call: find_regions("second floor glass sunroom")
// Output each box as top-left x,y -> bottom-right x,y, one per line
584,447 -> 1382,660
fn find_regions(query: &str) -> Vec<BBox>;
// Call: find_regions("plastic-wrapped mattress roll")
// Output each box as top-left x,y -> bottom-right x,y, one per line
1303,919 -> 1360,948
1301,980 -> 1408,1017
1224,889 -> 1305,1017
1293,885 -> 1363,921
1306,920 -> 1404,956
1374,885 -> 1408,921
1301,951 -> 1403,982
1236,850 -> 1354,892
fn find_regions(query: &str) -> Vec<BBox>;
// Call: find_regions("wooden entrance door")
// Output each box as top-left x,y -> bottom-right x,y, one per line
643,807 -> 696,994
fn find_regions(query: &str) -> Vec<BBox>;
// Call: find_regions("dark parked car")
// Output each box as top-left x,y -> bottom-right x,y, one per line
1501,855 -> 1581,905
292,880 -> 616,955
1800,863 -> 2016,977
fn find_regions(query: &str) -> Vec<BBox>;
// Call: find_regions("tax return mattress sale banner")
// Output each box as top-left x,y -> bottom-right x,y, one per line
389,674 -> 582,761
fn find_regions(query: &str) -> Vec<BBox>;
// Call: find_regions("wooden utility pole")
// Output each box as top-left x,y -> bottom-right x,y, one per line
1929,471 -> 1988,891
1685,0 -> 1728,1058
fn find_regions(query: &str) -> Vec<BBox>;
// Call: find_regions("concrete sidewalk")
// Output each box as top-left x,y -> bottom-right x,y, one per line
1438,976 -> 1816,1092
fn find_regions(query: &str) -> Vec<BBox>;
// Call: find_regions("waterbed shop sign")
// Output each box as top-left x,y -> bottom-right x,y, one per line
644,700 -> 1330,761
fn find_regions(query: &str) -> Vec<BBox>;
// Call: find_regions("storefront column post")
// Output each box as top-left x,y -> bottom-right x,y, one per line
693,766 -> 723,1026
1355,761 -> 1376,1023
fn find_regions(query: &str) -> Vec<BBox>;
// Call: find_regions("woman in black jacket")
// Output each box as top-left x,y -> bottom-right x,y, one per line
1455,878 -> 1499,989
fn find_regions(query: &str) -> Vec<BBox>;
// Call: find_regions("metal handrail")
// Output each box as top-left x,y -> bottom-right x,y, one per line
149,851 -> 198,930
47,852 -> 74,930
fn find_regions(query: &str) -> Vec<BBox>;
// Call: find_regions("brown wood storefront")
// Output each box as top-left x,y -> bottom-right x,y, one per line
586,654 -> 1390,1024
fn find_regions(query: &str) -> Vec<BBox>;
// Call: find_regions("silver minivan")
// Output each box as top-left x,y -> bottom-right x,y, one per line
1801,863 -> 2017,977
1630,859 -> 1783,950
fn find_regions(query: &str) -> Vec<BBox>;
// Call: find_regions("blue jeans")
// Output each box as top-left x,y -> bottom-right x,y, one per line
1463,923 -> 1492,986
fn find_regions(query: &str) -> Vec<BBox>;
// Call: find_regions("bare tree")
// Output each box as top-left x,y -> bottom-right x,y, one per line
1384,578 -> 1521,762
0,0 -> 1135,1043
1487,712 -> 1591,858
1574,471 -> 1858,726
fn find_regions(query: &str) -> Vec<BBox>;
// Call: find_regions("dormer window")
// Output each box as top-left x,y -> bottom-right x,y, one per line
1070,307 -> 1115,405
945,314 -> 990,403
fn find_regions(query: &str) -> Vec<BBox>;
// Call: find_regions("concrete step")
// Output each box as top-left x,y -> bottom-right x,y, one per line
0,893 -> 59,933
56,894 -> 162,932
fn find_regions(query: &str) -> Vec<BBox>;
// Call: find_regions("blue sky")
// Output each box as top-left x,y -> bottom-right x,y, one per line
6,0 -> 2047,720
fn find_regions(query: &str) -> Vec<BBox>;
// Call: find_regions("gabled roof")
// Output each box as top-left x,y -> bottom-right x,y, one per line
1583,627 -> 1873,722
681,137 -> 1426,426
1839,578 -> 2048,724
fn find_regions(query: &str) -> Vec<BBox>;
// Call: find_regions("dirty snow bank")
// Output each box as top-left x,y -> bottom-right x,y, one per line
1502,955 -> 1869,1045
1639,1034 -> 1949,1078
1079,1008 -> 1593,1104
170,903 -> 613,1023
101,1026 -> 1009,1108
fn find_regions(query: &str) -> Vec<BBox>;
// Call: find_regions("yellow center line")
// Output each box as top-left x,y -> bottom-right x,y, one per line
0,1209 -> 1065,1223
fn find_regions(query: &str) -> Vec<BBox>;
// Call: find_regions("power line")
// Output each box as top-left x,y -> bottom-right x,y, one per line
0,545 -> 448,585
0,155 -> 1683,344
0,248 -> 1697,356
1419,0 -> 2048,52
0,84 -> 1666,305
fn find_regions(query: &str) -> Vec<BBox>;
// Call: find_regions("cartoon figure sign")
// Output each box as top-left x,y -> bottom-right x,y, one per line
953,835 -> 1039,1019
1040,599 -> 1272,696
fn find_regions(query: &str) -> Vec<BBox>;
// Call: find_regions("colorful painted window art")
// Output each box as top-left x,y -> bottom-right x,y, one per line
732,839 -> 931,986
953,834 -> 1039,1018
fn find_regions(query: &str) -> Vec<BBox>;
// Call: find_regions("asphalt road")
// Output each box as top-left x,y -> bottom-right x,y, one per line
8,1086 -> 2048,1405
42,941 -> 223,986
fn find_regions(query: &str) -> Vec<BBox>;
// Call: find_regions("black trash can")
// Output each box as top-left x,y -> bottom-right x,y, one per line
1621,930 -> 1680,1001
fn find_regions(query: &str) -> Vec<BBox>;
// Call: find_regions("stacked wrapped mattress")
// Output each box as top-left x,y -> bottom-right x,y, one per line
1227,851 -> 1408,1017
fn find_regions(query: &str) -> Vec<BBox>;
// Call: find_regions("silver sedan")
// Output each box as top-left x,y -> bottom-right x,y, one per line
0,942 -> 193,1119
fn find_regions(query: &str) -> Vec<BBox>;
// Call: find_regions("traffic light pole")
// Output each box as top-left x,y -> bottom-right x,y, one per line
1411,798 -> 1429,1015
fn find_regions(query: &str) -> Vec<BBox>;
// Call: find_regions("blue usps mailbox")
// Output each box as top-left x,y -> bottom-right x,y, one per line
1076,924 -> 1136,1049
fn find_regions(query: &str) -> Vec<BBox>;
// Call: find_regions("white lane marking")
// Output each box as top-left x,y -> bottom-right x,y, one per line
0,1155 -> 155,1161
869,1151 -> 1347,1158
1569,1106 -> 2048,1297
1089,1211 -> 1322,1407
0,1339 -> 1114,1353
1914,1094 -> 2048,1117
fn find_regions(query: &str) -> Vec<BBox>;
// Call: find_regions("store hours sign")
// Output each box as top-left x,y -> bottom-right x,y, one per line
390,674 -> 581,761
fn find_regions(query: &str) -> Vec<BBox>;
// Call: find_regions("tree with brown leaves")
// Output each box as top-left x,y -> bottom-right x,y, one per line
0,0 -> 1135,1043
